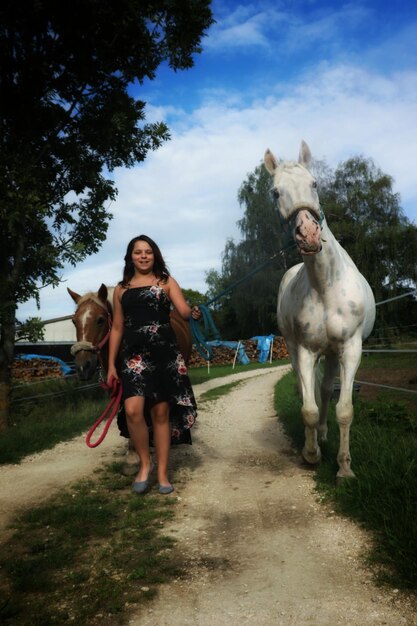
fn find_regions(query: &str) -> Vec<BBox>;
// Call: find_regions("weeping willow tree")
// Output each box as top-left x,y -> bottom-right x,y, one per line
207,155 -> 417,342
205,164 -> 295,339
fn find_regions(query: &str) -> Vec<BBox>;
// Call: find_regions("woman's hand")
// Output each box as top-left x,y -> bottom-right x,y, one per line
190,306 -> 202,320
107,365 -> 119,386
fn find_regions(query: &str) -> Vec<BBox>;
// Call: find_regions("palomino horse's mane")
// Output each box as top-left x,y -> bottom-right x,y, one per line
76,291 -> 111,314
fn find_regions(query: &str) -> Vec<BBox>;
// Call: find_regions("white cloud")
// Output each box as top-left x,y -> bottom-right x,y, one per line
205,2 -> 369,54
17,62 -> 417,322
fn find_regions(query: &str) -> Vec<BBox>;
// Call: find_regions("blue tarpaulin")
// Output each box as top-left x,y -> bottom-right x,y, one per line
205,340 -> 250,365
15,353 -> 73,376
251,335 -> 275,362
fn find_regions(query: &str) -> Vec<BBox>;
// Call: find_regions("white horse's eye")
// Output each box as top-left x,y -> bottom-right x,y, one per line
312,181 -> 317,189
272,188 -> 280,200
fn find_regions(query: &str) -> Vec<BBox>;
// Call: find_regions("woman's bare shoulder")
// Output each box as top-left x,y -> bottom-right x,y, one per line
113,283 -> 126,300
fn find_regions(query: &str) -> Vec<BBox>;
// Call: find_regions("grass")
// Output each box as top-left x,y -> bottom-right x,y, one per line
0,464 -> 182,625
198,381 -> 244,404
1,376 -> 108,465
274,364 -> 417,590
359,350 -> 416,369
188,360 -> 288,386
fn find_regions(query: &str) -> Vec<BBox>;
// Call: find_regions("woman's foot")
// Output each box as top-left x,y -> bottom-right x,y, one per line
132,460 -> 155,494
158,483 -> 174,495
134,458 -> 154,483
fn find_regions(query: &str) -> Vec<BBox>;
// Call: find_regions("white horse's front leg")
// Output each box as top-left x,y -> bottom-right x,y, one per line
319,353 -> 339,442
298,348 -> 321,464
336,336 -> 362,481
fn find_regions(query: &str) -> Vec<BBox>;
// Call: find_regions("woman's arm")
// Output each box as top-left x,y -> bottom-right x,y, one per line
166,277 -> 201,321
107,284 -> 125,382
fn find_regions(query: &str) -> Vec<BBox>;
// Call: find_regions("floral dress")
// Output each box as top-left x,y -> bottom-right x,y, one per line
120,285 -> 197,445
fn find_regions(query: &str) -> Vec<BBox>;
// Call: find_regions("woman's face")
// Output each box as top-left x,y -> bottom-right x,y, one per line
131,240 -> 154,273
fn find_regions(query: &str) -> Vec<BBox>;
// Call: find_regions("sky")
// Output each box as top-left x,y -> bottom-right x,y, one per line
17,0 -> 417,322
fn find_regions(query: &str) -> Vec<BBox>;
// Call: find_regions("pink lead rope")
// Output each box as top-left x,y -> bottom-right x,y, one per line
86,377 -> 123,448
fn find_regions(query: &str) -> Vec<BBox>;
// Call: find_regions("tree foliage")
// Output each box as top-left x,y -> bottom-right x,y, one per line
0,0 -> 213,429
205,164 -> 296,339
15,317 -> 45,343
209,156 -> 417,341
182,288 -> 206,308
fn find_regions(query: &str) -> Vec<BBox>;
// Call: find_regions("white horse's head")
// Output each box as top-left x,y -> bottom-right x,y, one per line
264,140 -> 321,221
264,141 -> 323,255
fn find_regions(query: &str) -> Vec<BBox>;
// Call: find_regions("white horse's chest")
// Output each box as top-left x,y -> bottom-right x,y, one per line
278,261 -> 367,352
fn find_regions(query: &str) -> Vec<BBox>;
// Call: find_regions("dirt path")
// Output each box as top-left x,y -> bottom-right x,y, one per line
0,366 -> 416,625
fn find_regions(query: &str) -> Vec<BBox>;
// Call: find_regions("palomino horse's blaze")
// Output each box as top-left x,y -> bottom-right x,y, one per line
68,284 -> 112,380
264,141 -> 376,481
68,283 -> 193,474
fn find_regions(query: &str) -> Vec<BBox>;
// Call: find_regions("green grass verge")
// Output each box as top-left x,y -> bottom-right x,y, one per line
274,369 -> 417,589
0,464 -> 182,625
1,378 -> 107,465
360,351 -> 416,369
188,360 -> 289,386
198,381 -> 243,404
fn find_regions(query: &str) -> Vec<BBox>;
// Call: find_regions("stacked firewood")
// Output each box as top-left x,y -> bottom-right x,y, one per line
12,357 -> 64,382
188,336 -> 289,367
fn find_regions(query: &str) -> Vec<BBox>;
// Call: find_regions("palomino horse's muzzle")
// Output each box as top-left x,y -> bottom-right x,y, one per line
70,323 -> 111,380
71,342 -> 100,380
70,340 -> 98,356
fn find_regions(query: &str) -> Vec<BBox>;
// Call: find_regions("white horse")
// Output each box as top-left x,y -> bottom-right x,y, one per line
264,141 -> 376,481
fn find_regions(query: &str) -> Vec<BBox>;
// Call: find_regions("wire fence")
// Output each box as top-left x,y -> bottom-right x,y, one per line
9,288 -> 417,404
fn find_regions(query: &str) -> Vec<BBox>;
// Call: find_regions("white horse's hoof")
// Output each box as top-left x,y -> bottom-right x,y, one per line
336,469 -> 356,485
302,447 -> 322,465
122,462 -> 140,476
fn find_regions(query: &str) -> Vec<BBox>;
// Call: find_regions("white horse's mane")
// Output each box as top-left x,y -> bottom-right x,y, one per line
277,160 -> 304,173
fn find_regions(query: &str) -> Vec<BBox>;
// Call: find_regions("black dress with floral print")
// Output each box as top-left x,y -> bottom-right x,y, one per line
121,285 -> 196,445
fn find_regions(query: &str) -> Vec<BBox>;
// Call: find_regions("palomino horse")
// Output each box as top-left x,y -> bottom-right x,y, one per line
68,283 -> 193,474
264,141 -> 376,481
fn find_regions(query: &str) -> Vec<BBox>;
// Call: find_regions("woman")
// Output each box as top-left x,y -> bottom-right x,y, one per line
107,235 -> 201,495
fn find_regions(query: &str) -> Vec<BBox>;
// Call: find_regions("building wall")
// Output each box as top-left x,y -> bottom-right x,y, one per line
15,315 -> 76,362
41,316 -> 76,342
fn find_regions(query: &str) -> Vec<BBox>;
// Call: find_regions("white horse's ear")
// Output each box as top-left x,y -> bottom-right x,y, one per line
67,287 -> 81,304
264,149 -> 279,174
299,140 -> 312,169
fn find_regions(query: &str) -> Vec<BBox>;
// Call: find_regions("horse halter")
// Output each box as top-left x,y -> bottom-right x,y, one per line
70,313 -> 112,356
280,205 -> 324,229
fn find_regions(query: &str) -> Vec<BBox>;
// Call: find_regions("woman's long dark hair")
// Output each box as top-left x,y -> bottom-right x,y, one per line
120,235 -> 170,287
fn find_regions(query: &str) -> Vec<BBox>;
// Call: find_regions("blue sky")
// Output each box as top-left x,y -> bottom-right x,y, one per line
18,0 -> 417,321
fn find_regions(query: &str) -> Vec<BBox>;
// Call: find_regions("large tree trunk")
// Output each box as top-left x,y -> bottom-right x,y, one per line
0,308 -> 16,432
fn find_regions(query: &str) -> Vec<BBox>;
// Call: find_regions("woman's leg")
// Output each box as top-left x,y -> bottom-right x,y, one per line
151,401 -> 171,487
124,396 -> 153,483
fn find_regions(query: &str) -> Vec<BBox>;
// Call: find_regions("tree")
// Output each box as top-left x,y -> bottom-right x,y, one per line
206,164 -> 293,339
182,288 -> 206,308
15,318 -> 45,344
0,0 -> 213,430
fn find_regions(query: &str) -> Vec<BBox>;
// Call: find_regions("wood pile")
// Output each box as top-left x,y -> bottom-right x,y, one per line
12,357 -> 64,382
188,336 -> 289,367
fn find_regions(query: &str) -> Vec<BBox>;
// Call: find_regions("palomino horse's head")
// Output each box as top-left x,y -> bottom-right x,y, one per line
264,140 -> 323,255
68,283 -> 112,380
